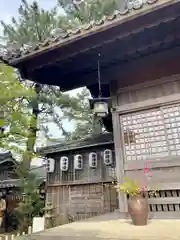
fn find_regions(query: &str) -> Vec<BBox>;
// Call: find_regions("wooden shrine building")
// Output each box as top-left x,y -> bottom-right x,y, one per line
38,133 -> 118,225
0,151 -> 46,201
0,151 -> 46,232
0,151 -> 20,209
2,0 -> 180,219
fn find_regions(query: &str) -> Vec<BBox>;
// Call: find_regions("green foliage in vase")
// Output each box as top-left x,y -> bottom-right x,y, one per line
115,177 -> 159,197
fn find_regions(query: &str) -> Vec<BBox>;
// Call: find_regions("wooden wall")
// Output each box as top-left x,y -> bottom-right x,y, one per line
45,144 -> 118,224
47,144 -> 116,185
111,56 -> 180,217
46,183 -> 118,225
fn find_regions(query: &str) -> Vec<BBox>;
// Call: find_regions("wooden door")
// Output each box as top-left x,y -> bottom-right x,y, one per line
116,77 -> 180,218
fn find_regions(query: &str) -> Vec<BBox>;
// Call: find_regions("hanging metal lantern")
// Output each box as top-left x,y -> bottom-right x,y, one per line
89,54 -> 111,117
94,101 -> 108,117
89,97 -> 110,117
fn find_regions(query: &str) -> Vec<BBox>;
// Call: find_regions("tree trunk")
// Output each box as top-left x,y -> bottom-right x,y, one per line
21,83 -> 41,171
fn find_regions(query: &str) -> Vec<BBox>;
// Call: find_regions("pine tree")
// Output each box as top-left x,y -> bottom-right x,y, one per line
1,0 -> 57,46
0,0 -> 123,151
0,0 -> 93,156
0,63 -> 35,154
58,0 -> 124,24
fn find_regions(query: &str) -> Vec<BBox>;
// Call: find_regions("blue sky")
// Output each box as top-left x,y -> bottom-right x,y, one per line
0,0 -> 57,24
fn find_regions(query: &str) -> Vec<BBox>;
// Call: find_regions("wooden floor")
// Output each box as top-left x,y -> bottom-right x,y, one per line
16,211 -> 180,240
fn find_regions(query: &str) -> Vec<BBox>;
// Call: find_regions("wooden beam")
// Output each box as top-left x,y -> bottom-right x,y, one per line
149,212 -> 180,219
148,197 -> 180,205
114,92 -> 180,114
116,72 -> 180,94
57,17 -> 177,77
32,14 -> 178,79
107,42 -> 180,91
150,182 -> 180,190
112,101 -> 127,212
127,182 -> 180,191
47,180 -> 114,187
30,22 -> 179,74
124,157 -> 180,170
87,37 -> 180,90
28,38 -> 180,91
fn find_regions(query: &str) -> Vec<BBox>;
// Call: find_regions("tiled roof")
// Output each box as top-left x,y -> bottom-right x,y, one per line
37,133 -> 114,155
0,151 -> 15,164
0,152 -> 45,188
0,176 -> 45,189
0,179 -> 20,188
0,0 -> 160,63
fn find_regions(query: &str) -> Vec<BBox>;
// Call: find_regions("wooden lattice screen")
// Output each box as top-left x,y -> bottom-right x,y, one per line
121,103 -> 180,215
148,190 -> 180,212
121,104 -> 180,161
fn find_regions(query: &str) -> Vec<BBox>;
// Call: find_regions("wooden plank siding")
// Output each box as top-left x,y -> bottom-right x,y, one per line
47,145 -> 116,186
111,93 -> 128,213
46,144 -> 118,224
46,183 -> 118,225
111,70 -> 180,217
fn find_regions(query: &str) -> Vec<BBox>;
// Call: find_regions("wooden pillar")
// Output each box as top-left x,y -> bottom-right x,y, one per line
112,110 -> 127,215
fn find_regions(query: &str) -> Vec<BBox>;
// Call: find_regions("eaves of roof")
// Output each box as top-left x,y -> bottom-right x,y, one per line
37,133 -> 114,155
0,151 -> 17,165
1,0 -> 173,65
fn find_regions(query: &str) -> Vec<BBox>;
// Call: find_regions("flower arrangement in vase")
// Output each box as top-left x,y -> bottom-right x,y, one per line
114,160 -> 159,226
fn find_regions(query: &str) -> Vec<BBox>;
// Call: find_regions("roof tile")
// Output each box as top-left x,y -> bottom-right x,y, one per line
38,133 -> 113,155
0,0 -> 159,62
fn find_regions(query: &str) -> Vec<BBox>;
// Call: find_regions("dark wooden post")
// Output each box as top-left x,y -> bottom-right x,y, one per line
112,109 -> 127,216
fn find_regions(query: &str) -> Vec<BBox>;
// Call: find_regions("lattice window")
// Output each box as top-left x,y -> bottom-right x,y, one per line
121,103 -> 180,161
162,105 -> 180,156
61,157 -> 74,182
